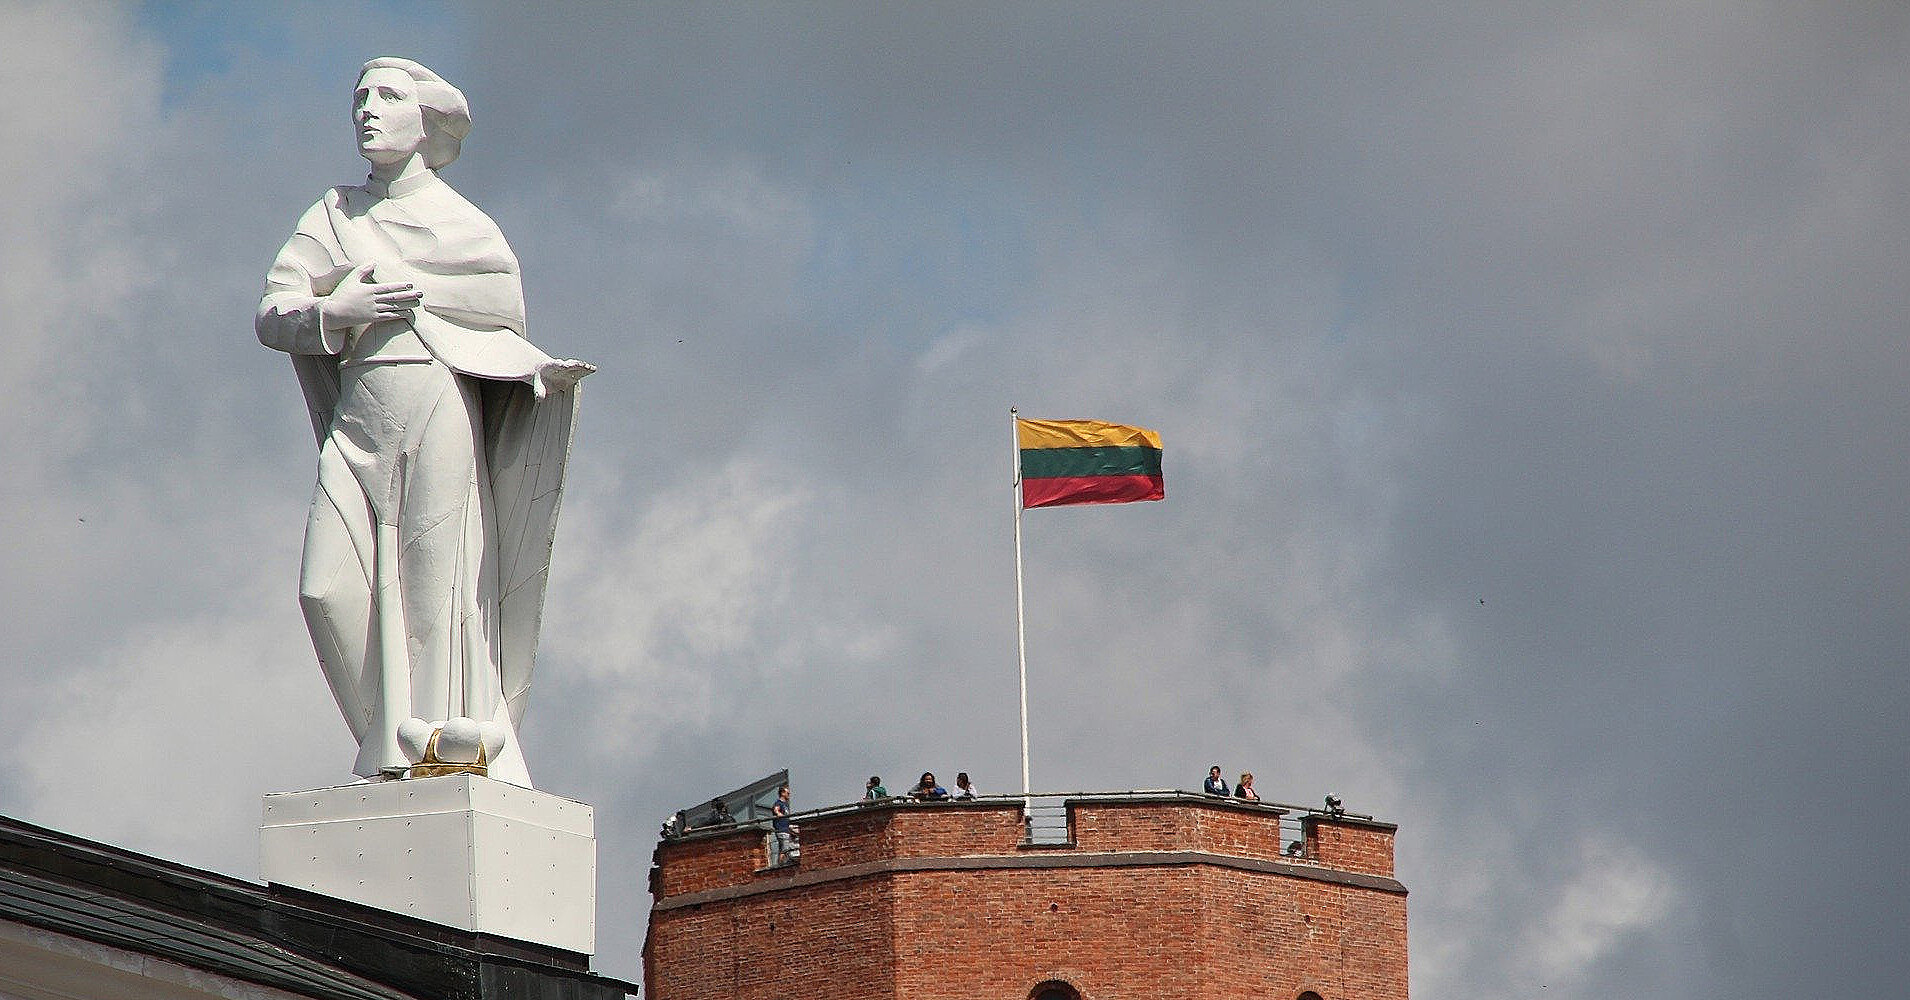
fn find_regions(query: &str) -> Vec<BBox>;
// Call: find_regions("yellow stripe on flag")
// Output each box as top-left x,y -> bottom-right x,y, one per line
1016,418 -> 1162,451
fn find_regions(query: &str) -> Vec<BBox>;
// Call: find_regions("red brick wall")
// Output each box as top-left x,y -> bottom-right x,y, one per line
800,802 -> 1027,870
883,865 -> 1405,1000
891,866 -> 1208,999
1302,816 -> 1397,878
645,799 -> 1406,1000
1195,869 -> 1409,1000
1071,800 -> 1292,864
652,827 -> 769,897
646,875 -> 896,1000
657,802 -> 1033,900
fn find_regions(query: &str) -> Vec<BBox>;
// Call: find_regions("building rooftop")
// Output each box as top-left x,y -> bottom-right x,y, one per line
0,812 -> 639,1000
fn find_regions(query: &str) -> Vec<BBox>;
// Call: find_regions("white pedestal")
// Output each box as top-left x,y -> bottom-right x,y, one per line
261,775 -> 596,954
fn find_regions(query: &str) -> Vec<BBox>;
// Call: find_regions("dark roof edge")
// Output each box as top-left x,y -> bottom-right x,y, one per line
0,868 -> 412,1000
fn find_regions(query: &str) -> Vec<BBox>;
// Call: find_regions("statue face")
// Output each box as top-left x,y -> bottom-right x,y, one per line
354,67 -> 427,165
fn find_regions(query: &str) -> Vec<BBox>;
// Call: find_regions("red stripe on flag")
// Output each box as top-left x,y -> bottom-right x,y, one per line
1022,474 -> 1165,509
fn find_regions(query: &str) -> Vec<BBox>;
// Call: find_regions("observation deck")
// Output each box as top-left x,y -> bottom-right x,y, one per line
644,790 -> 1406,1000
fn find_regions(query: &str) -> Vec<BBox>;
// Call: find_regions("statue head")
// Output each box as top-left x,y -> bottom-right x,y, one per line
354,57 -> 471,171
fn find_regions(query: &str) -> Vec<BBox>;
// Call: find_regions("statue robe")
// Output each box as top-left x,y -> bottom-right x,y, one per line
257,170 -> 586,786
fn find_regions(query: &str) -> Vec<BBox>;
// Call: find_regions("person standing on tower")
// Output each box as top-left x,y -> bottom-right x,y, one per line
770,785 -> 795,865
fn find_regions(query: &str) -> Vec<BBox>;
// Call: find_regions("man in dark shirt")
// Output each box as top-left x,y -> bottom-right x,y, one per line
909,772 -> 949,801
770,785 -> 795,865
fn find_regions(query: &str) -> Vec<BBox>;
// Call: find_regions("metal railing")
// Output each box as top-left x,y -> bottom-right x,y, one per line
1022,799 -> 1071,845
1278,812 -> 1311,860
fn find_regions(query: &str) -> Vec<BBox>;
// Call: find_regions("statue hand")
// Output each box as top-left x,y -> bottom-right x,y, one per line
534,359 -> 596,397
319,261 -> 424,331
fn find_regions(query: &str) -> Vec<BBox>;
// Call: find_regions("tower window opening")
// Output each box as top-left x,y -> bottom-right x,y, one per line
1031,980 -> 1081,1000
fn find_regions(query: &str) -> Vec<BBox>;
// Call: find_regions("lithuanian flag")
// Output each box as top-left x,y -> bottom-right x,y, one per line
1018,418 -> 1165,509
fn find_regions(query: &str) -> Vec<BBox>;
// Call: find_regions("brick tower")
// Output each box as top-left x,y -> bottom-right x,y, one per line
644,792 -> 1406,999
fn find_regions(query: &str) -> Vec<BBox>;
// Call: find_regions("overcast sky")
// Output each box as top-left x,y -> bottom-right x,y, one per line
3,2 -> 1906,995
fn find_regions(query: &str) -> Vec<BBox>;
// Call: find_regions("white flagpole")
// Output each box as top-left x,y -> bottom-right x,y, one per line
1011,407 -> 1031,799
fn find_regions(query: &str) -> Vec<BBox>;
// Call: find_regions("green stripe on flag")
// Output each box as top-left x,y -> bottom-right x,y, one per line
1020,445 -> 1162,480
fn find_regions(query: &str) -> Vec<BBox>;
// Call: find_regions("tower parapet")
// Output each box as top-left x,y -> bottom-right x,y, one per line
644,791 -> 1406,1000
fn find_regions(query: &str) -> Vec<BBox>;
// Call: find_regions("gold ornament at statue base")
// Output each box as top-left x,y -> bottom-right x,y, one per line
409,729 -> 491,778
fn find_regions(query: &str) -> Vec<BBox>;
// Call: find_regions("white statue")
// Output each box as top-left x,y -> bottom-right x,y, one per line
257,58 -> 593,787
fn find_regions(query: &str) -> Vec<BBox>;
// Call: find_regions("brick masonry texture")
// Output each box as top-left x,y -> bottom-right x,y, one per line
645,797 -> 1406,1000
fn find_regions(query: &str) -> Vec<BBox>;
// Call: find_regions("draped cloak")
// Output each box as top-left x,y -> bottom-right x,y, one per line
257,172 -> 587,785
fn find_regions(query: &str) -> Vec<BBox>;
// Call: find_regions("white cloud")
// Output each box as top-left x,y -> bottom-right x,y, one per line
613,158 -> 807,239
0,3 -> 164,421
12,590 -> 338,876
545,455 -> 897,751
1524,839 -> 1681,983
